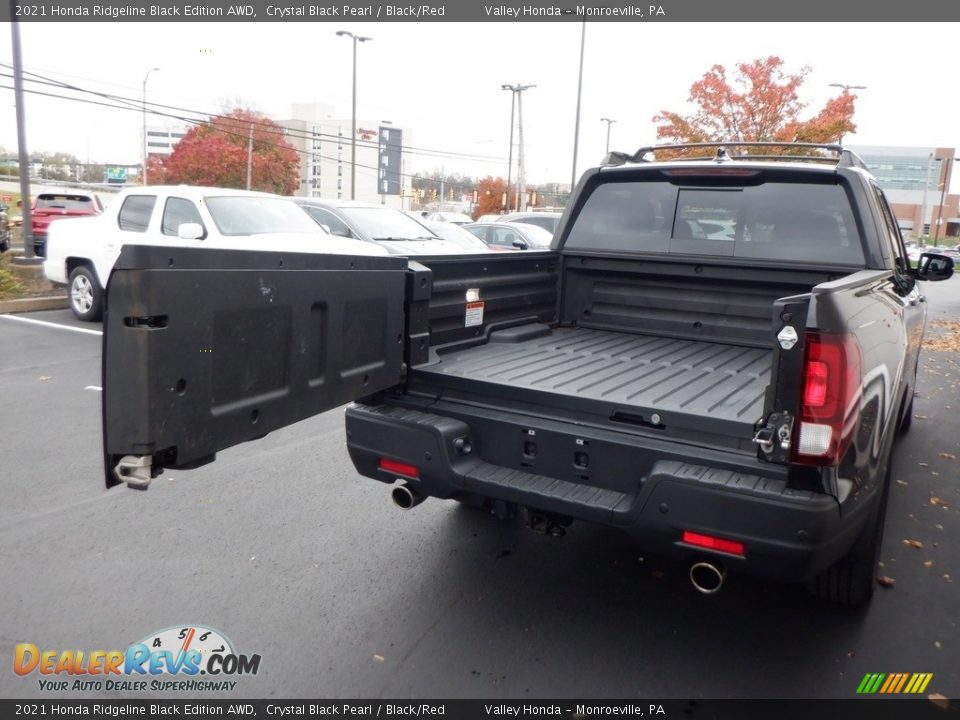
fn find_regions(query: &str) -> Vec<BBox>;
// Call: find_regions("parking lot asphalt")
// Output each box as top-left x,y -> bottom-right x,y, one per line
1,285 -> 959,700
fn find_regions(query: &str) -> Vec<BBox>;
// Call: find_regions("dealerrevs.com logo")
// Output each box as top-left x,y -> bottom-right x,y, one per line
14,625 -> 261,692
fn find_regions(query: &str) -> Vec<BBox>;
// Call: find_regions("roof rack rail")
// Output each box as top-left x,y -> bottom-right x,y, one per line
601,141 -> 867,171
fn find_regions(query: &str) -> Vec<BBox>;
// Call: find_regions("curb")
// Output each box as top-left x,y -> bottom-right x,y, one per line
0,295 -> 69,314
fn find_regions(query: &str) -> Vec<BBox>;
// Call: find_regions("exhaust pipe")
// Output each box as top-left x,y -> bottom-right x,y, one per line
391,483 -> 425,510
689,561 -> 727,595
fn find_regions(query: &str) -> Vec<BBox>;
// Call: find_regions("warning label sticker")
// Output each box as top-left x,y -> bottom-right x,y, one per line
465,301 -> 485,327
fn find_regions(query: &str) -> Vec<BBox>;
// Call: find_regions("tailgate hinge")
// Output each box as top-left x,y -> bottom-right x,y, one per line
114,455 -> 154,490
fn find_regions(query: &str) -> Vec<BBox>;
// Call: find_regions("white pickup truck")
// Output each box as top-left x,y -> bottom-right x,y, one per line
43,185 -> 386,321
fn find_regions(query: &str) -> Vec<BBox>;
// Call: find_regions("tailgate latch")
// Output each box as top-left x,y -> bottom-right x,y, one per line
753,413 -> 794,461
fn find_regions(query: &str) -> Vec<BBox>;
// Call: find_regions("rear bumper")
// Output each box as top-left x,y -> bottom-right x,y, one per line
345,401 -> 868,584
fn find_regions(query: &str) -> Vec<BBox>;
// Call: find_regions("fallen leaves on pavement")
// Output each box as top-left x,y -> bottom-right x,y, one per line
923,320 -> 960,352
903,539 -> 924,549
877,575 -> 896,588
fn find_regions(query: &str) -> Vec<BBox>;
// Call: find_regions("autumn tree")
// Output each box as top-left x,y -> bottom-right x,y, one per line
473,176 -> 507,218
155,109 -> 300,194
653,56 -> 857,153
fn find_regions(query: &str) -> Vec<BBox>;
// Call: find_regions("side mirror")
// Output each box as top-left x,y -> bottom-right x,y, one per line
177,222 -> 205,240
512,239 -> 528,250
915,253 -> 955,282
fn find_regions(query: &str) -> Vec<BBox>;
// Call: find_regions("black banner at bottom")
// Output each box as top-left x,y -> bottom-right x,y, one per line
2,699 -> 958,720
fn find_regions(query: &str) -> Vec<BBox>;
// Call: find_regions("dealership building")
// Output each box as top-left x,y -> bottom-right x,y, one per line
852,145 -> 959,242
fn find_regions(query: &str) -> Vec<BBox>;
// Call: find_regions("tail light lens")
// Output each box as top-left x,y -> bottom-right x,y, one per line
378,458 -> 419,479
794,332 -> 861,465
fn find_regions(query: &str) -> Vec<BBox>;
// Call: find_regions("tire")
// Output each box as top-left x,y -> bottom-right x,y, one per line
805,464 -> 891,606
68,266 -> 104,322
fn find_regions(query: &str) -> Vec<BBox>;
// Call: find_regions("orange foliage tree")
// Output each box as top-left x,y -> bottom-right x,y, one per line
473,176 -> 507,219
153,109 -> 300,194
652,56 -> 857,153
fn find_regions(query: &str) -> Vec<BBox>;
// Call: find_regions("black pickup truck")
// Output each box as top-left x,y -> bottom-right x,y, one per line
102,143 -> 954,605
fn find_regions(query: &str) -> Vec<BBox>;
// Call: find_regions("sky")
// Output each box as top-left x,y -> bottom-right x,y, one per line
1,21 -> 959,190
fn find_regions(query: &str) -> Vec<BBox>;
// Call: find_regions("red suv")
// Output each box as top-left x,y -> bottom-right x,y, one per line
32,190 -> 105,257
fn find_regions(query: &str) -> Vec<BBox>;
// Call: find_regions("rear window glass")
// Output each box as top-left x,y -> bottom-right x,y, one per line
564,179 -> 864,265
36,194 -> 99,211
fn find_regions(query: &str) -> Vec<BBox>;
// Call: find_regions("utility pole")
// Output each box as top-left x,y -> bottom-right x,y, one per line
571,22 -> 586,192
502,84 -> 535,213
919,153 -> 934,245
142,67 -> 160,186
501,85 -> 516,211
10,19 -> 34,259
934,157 -> 953,244
246,124 -> 253,190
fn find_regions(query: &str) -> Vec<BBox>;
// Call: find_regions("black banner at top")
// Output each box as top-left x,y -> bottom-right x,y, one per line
3,0 -> 960,22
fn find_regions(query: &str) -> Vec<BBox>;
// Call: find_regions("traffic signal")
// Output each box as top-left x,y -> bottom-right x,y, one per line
472,189 -> 479,204
528,190 -> 538,206
431,188 -> 438,201
400,186 -> 405,198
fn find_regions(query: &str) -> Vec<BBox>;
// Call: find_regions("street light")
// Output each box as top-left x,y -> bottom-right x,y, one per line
827,83 -> 866,144
336,30 -> 372,201
142,67 -> 160,186
600,117 -> 617,154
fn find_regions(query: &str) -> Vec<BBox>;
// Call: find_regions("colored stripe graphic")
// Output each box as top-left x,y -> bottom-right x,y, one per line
858,672 -> 933,694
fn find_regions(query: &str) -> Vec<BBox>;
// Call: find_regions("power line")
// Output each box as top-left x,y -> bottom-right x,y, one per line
0,64 -> 508,165
0,82 -> 500,192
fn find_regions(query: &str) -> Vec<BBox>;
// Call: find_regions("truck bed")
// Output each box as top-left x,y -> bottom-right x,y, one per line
413,325 -> 772,441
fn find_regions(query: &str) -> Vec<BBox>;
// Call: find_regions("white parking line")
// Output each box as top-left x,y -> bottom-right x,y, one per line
0,314 -> 103,337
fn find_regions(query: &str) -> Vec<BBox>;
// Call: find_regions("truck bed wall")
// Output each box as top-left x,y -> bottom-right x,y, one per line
559,256 -> 841,348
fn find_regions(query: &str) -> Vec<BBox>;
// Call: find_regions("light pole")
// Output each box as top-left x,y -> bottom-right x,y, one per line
337,30 -> 372,201
827,83 -> 866,144
142,67 -> 160,186
600,117 -> 617,154
502,84 -> 535,211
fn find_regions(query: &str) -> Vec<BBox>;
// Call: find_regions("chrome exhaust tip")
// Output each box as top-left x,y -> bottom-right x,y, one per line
689,561 -> 727,595
391,483 -> 425,510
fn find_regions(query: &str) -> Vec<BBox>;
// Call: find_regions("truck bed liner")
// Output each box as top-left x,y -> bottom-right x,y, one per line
417,326 -> 772,434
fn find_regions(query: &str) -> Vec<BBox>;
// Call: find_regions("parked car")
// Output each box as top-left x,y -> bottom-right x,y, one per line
464,221 -> 553,250
32,189 -> 106,257
424,211 -> 474,226
474,213 -> 503,224
422,221 -> 509,252
293,198 -> 485,255
44,186 -> 382,321
499,210 -> 563,235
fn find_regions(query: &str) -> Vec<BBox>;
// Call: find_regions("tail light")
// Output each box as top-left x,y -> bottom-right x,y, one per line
793,332 -> 861,465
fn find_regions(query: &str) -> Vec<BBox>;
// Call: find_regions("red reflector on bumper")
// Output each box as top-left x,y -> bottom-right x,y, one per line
378,458 -> 419,479
682,531 -> 745,557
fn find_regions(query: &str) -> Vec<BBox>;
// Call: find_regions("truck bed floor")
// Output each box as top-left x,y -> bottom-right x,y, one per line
416,326 -> 772,432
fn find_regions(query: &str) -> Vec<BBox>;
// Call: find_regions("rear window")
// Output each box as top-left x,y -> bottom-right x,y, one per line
564,179 -> 865,265
36,194 -> 99,212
